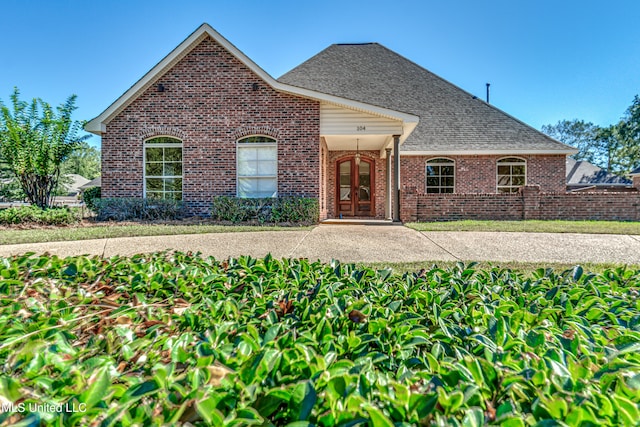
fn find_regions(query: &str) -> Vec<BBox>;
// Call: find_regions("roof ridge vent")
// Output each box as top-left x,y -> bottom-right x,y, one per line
335,42 -> 377,46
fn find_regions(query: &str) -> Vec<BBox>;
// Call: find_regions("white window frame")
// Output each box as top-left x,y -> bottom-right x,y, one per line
143,136 -> 183,201
497,157 -> 526,193
236,135 -> 278,198
426,157 -> 455,194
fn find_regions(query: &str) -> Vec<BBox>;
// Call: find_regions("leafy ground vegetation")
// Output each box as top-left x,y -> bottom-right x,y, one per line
0,253 -> 639,426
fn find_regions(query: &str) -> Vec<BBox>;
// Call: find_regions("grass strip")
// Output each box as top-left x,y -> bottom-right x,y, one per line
0,223 -> 311,245
362,260 -> 640,276
406,219 -> 640,235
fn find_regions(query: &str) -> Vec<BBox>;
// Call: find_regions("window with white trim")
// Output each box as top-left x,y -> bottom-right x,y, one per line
426,158 -> 455,193
497,157 -> 526,193
237,136 -> 277,198
144,136 -> 183,200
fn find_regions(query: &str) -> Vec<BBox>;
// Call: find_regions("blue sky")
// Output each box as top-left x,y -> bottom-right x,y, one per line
2,0 -> 639,147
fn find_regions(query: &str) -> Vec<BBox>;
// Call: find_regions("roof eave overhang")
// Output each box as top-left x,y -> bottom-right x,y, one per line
399,148 -> 578,156
85,23 -> 419,136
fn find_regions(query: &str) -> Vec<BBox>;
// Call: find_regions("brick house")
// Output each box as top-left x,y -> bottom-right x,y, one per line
86,23 -> 579,221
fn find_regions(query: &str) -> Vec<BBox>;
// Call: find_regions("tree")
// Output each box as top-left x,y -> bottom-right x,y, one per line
541,120 -> 608,167
0,88 -> 89,208
542,96 -> 640,174
61,141 -> 101,180
614,95 -> 640,174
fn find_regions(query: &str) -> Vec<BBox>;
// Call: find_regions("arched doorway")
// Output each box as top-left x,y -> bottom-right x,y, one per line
336,156 -> 375,217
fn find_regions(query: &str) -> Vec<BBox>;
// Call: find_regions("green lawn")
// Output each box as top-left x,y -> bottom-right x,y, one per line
0,223 -> 310,245
364,260 -> 640,276
406,219 -> 640,235
2,218 -> 640,246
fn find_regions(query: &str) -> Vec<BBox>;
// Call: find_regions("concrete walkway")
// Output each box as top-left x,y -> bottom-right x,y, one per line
1,224 -> 639,264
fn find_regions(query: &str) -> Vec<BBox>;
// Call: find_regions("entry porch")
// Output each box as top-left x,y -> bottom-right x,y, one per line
318,103 -> 410,221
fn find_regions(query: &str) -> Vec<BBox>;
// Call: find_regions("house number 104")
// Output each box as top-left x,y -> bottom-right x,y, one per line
357,126 -> 366,131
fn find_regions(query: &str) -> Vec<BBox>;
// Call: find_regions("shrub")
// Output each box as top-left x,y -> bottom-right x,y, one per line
2,255 -> 640,426
81,186 -> 101,212
0,179 -> 25,202
272,196 -> 319,223
0,206 -> 81,225
211,196 -> 318,224
94,197 -> 184,221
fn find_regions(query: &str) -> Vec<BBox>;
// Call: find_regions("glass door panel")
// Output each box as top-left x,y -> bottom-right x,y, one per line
336,157 -> 374,217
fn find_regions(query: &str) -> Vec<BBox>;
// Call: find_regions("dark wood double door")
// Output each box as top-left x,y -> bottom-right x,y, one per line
336,157 -> 374,217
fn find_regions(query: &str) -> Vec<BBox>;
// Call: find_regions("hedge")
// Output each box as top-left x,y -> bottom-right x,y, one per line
0,206 -> 81,225
211,196 -> 318,224
94,198 -> 184,221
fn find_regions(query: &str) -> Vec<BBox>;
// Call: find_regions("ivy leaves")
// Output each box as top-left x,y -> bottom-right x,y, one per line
0,254 -> 639,426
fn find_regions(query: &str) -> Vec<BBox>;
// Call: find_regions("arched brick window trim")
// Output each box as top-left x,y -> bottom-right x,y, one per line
139,126 -> 187,141
426,157 -> 455,193
232,126 -> 281,140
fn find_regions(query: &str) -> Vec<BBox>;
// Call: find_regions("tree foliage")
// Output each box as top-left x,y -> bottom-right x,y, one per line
0,88 -> 89,208
61,141 -> 101,180
541,120 -> 602,164
615,95 -> 640,173
542,96 -> 640,174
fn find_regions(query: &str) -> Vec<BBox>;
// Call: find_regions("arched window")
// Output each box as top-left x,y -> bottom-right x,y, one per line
426,158 -> 455,193
144,136 -> 182,200
497,157 -> 526,193
237,136 -> 277,198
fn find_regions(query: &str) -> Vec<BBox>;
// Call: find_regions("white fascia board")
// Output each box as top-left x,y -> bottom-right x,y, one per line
85,23 -> 419,135
399,148 -> 578,156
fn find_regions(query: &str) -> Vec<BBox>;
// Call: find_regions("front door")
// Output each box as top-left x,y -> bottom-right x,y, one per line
336,157 -> 374,217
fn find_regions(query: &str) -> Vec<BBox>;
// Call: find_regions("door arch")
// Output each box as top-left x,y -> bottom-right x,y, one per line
336,156 -> 375,217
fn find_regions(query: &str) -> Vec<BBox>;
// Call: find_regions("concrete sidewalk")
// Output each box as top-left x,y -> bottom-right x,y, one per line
0,224 -> 639,264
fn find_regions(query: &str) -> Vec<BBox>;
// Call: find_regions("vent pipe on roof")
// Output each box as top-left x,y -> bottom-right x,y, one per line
486,83 -> 490,103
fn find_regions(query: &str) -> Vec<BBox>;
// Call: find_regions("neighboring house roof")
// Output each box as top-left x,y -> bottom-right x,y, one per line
279,43 -> 576,155
85,24 -> 418,138
64,174 -> 90,195
566,157 -> 632,187
631,166 -> 640,176
79,176 -> 101,190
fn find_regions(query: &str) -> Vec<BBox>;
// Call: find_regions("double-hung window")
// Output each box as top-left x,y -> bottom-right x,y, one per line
237,136 -> 277,198
144,137 -> 183,200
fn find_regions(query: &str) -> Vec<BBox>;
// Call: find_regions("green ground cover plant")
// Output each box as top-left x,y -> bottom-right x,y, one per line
0,253 -> 639,426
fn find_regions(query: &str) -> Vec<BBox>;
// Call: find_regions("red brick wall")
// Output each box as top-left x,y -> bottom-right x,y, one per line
535,192 -> 640,221
101,35 -> 320,215
406,192 -> 523,221
403,186 -> 640,222
401,154 -> 566,194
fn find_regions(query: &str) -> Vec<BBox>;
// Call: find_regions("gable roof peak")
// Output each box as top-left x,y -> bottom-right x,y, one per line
85,23 -> 419,136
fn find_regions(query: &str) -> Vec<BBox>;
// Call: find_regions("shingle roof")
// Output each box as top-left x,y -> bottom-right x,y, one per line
631,166 -> 640,175
79,176 -> 101,190
279,43 -> 575,154
566,158 -> 632,186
